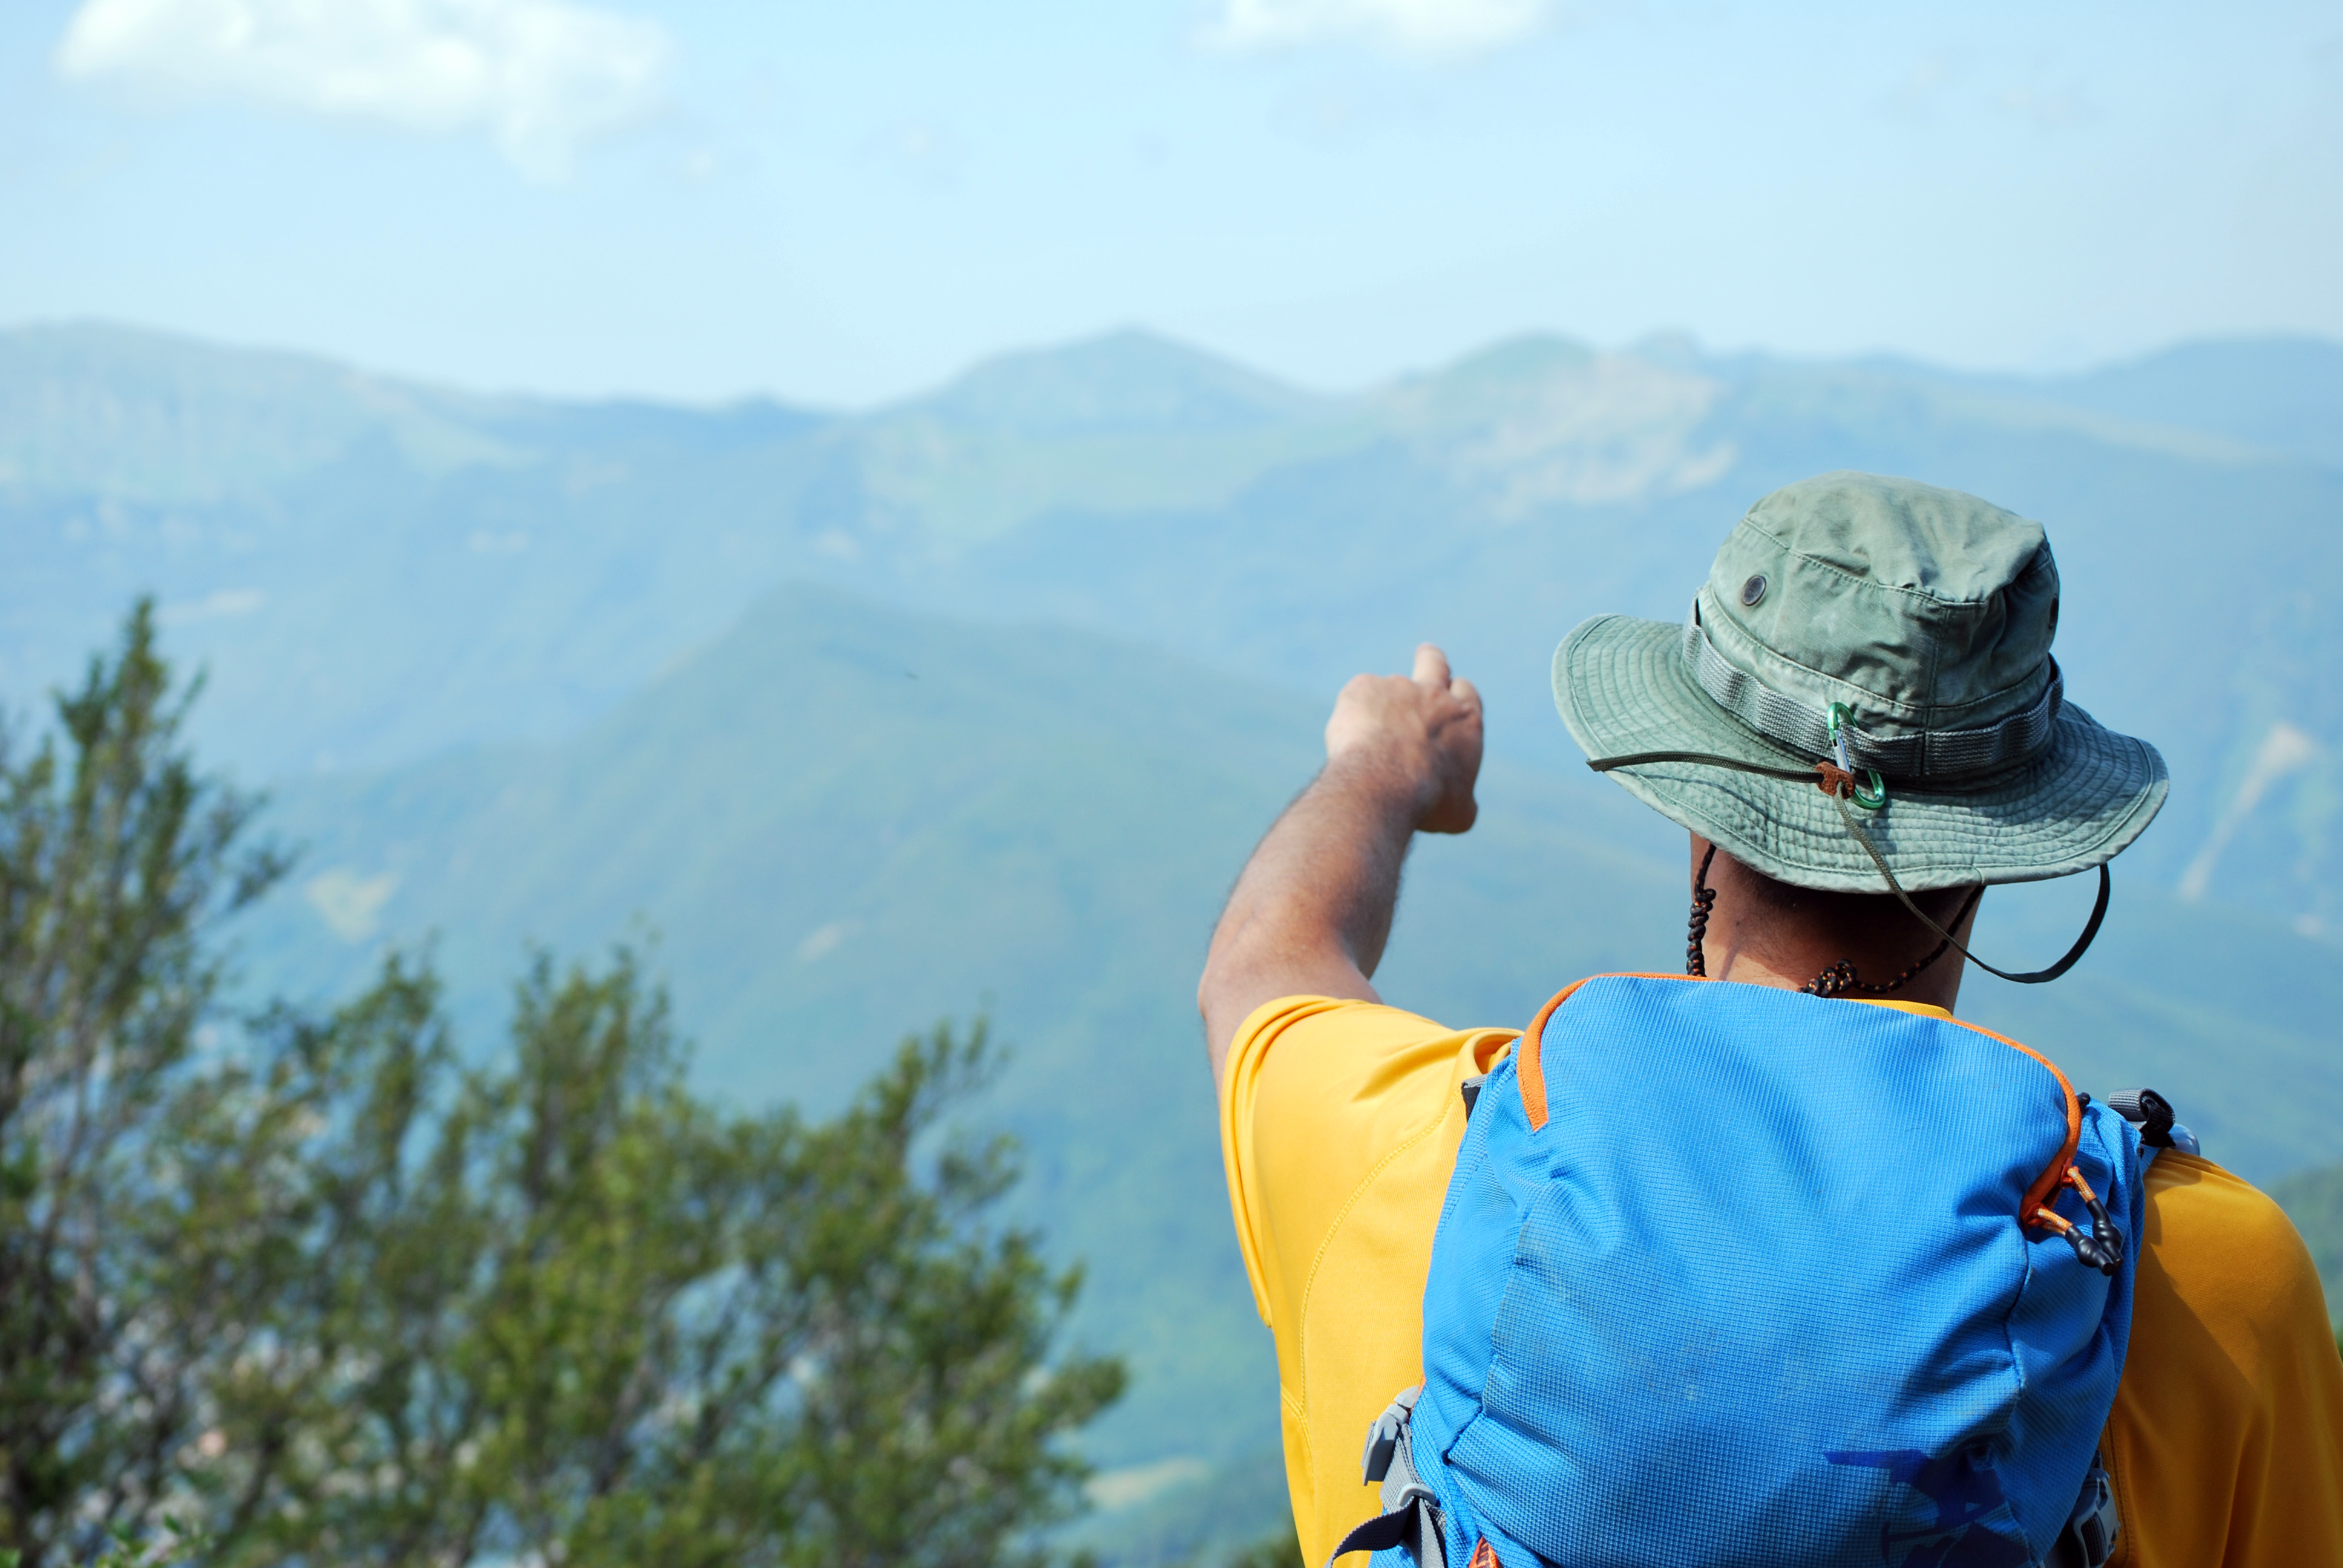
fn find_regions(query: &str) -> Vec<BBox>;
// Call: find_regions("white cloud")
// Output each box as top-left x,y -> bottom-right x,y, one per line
158,585 -> 266,623
303,867 -> 399,942
1208,0 -> 1553,58
56,0 -> 668,178
795,920 -> 857,964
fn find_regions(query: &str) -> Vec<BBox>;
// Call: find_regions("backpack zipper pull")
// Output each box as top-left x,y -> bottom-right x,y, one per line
2028,1165 -> 2125,1276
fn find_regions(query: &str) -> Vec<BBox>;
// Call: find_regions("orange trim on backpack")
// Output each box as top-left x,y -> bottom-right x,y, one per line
1468,1539 -> 1501,1568
1516,973 -> 1712,1132
1932,1011 -> 2086,1233
1513,973 -> 2085,1235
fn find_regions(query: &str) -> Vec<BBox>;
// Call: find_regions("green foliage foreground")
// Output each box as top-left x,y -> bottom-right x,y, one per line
0,606 -> 1124,1566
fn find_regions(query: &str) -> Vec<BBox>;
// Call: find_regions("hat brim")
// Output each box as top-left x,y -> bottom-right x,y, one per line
1555,615 -> 2169,892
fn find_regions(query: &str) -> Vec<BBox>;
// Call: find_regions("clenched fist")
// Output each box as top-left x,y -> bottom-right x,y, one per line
1323,643 -> 1484,835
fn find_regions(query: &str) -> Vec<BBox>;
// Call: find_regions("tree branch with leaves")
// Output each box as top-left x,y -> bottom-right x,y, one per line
0,606 -> 1121,1568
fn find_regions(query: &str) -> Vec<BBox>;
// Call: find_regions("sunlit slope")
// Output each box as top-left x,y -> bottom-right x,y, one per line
234,581 -> 2343,1473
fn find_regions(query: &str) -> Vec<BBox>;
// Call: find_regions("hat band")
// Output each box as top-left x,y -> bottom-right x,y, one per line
1682,603 -> 2064,782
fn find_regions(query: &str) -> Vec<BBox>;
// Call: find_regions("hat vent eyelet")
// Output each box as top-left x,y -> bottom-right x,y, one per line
1740,574 -> 1768,608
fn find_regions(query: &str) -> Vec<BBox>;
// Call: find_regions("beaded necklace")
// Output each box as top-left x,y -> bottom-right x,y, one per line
1685,843 -> 1985,998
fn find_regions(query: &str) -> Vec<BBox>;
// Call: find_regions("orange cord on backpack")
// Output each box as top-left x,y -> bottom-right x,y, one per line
2026,1165 -> 2123,1276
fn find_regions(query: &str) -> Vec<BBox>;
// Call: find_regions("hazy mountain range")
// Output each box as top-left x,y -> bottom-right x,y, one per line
4,321 -> 2339,1558
6,322 -> 2336,926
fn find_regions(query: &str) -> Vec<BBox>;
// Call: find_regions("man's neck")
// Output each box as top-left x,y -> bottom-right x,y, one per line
1690,838 -> 1977,1014
1700,939 -> 1965,1012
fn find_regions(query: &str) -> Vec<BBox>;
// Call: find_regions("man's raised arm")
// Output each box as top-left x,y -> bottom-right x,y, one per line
1196,644 -> 1484,1086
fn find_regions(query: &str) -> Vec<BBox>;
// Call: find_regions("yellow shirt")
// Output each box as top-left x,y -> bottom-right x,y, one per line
1219,993 -> 2343,1568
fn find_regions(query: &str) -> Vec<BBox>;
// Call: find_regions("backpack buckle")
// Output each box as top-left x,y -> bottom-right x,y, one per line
2048,1455 -> 2120,1568
1337,1387 -> 1446,1568
2108,1086 -> 2201,1157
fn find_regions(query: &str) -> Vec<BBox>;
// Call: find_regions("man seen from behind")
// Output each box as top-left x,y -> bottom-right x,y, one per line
1200,472 -> 2343,1568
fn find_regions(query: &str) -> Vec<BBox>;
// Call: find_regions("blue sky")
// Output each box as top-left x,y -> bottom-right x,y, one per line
2,0 -> 2338,405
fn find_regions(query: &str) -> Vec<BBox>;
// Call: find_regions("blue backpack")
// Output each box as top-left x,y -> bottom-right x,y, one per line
1331,975 -> 2189,1568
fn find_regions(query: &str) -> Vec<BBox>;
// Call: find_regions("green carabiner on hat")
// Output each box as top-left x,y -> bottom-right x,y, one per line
1826,703 -> 1889,810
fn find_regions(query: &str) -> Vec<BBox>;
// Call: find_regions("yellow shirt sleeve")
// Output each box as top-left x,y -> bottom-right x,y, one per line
2107,1151 -> 2343,1568
1218,996 -> 1516,1568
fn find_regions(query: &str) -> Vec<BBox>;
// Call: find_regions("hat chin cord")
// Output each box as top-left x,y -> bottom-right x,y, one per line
1594,750 -> 2112,988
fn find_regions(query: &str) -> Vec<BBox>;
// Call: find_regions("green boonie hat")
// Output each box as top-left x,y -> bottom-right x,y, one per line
1555,471 -> 2168,894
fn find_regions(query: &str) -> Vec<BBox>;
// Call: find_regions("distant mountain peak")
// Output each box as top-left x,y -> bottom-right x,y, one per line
0,318 -> 511,502
905,328 -> 1326,436
1625,330 -> 1705,369
1392,333 -> 1598,393
2037,336 -> 2343,470
1378,333 -> 1735,511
